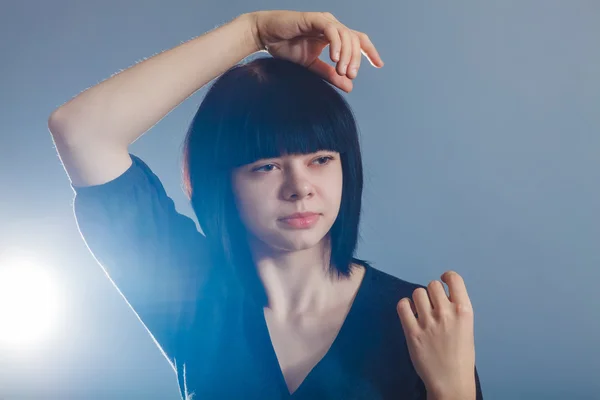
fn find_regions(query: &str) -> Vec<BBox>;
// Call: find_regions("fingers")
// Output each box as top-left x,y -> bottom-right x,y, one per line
397,298 -> 419,334
441,271 -> 473,313
415,272 -> 473,319
307,58 -> 354,93
413,287 -> 433,318
337,28 -> 353,76
309,12 -> 384,79
347,33 -> 362,79
398,272 -> 474,337
320,22 -> 352,77
353,30 -> 384,69
323,24 -> 342,63
427,280 -> 450,311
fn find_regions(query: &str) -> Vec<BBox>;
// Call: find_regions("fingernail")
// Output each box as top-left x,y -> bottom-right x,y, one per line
341,64 -> 347,74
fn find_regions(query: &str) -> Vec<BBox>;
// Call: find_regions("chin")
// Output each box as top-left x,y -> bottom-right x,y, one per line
272,236 -> 322,252
263,228 -> 330,253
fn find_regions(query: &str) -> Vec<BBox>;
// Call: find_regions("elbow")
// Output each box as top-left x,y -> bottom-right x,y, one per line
48,108 -> 69,136
48,107 -> 82,144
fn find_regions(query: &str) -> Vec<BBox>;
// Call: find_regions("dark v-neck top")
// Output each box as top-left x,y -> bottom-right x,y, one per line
71,154 -> 483,400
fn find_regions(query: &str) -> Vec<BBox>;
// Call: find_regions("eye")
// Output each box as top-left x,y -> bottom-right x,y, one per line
313,156 -> 335,165
251,155 -> 335,173
252,163 -> 278,172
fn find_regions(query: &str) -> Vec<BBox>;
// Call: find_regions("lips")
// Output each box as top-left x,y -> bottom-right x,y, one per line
279,213 -> 321,229
280,212 -> 320,220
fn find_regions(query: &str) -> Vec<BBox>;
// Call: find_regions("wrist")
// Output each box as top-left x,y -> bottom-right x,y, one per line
239,12 -> 265,53
426,380 -> 476,400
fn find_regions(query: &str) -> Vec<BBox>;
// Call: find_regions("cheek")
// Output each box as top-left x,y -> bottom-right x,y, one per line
329,184 -> 344,215
234,184 -> 274,226
325,170 -> 344,205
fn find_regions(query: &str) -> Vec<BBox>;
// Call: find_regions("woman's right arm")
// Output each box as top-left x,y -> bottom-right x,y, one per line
46,13 -> 261,369
47,12 -> 260,187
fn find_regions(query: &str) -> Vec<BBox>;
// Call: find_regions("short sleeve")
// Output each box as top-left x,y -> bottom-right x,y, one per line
72,153 -> 212,368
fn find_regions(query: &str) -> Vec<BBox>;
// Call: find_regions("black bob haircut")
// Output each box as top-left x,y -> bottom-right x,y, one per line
182,55 -> 370,304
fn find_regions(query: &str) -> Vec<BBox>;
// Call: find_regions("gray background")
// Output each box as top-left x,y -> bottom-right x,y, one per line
1,0 -> 599,399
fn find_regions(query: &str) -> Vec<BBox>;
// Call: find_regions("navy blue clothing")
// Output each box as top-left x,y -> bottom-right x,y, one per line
72,154 -> 483,400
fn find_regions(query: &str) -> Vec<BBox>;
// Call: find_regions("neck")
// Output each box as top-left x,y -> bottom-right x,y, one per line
249,237 -> 357,320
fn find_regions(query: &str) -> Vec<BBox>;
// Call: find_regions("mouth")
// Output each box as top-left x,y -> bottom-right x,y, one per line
278,213 -> 321,229
279,212 -> 320,220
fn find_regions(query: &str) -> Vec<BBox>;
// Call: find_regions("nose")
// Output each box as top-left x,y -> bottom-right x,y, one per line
282,170 -> 314,201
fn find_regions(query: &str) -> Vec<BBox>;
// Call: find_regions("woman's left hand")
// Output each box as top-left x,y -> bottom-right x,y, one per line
397,270 -> 476,400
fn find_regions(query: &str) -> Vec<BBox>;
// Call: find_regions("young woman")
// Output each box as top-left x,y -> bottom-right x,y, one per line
48,10 -> 483,400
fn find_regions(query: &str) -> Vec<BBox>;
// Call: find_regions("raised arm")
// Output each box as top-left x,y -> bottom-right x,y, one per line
47,13 -> 260,187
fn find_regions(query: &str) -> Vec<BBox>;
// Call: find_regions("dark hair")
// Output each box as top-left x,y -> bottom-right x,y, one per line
182,55 -> 369,303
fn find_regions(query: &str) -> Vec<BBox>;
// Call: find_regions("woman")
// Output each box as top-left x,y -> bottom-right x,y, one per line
48,10 -> 483,400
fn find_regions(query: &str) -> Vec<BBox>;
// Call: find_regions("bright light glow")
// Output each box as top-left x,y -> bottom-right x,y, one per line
0,258 -> 60,348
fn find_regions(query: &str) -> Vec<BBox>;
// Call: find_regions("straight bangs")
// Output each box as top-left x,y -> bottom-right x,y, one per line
212,65 -> 355,170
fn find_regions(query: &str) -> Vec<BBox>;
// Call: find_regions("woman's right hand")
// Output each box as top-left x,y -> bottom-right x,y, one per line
248,10 -> 384,93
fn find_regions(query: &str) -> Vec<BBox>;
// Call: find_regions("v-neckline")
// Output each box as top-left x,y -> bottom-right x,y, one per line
244,262 -> 372,397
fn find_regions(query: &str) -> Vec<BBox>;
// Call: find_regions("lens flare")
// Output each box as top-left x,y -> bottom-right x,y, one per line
0,259 -> 60,349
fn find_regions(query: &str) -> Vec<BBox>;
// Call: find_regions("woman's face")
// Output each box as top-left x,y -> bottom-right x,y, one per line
231,150 -> 343,254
